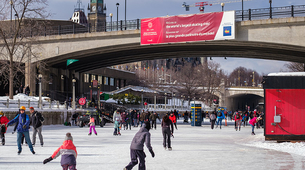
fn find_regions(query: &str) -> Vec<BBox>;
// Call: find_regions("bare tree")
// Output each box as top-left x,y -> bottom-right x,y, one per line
284,62 -> 304,72
0,0 -> 49,99
199,61 -> 224,104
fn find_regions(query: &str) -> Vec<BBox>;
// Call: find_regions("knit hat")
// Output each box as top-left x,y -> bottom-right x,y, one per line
65,132 -> 73,141
0,111 -> 3,117
29,107 -> 34,110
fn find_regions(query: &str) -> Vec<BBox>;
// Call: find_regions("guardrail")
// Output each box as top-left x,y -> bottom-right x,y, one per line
36,5 -> 305,37
236,5 -> 305,21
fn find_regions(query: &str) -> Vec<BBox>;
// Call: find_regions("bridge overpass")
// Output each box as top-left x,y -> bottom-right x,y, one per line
20,16 -> 304,100
38,16 -> 305,74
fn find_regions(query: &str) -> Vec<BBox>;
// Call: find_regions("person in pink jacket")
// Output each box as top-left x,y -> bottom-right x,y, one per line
88,116 -> 97,135
43,133 -> 78,170
249,116 -> 262,135
234,111 -> 243,131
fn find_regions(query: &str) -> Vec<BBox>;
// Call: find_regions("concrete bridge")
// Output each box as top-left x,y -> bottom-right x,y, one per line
38,16 -> 305,73
17,16 -> 305,101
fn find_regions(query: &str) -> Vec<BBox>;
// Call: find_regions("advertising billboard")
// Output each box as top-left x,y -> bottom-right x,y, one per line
141,11 -> 235,45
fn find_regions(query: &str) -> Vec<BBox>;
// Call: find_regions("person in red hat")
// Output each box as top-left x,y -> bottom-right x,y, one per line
30,107 -> 44,146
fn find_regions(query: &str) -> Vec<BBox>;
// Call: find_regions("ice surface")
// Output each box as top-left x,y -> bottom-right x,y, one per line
1,119 -> 304,170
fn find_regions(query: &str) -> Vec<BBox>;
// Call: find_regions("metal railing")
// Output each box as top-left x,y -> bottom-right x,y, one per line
236,5 -> 305,21
32,5 -> 305,37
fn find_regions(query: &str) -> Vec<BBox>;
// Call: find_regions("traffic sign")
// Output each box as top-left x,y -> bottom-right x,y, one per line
79,98 -> 86,105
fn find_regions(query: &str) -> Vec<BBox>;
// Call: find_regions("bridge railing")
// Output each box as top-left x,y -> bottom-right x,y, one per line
236,5 -> 305,21
37,5 -> 305,37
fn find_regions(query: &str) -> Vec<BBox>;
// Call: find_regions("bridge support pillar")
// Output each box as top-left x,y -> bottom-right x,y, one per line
25,62 -> 37,96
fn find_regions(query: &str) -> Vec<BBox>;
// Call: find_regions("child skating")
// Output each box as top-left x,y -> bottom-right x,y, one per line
43,133 -> 77,170
114,117 -> 121,136
88,115 -> 97,135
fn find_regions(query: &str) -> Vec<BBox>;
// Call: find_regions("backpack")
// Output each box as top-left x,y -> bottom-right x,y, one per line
217,112 -> 222,117
236,114 -> 240,119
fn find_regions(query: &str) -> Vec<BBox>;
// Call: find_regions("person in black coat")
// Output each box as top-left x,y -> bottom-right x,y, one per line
30,107 -> 44,146
161,115 -> 174,150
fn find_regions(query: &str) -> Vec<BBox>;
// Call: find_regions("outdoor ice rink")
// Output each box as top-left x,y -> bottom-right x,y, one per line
1,120 -> 305,170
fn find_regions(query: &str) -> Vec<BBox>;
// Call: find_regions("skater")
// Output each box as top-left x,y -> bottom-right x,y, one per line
0,111 -> 9,145
43,133 -> 77,170
126,111 -> 132,130
114,117 -> 121,136
132,109 -> 138,127
121,112 -> 127,130
242,111 -> 249,127
124,121 -> 155,170
209,111 -> 217,129
161,115 -> 174,150
139,111 -> 145,127
183,111 -> 189,123
30,107 -> 44,146
149,112 -> 160,130
249,115 -> 262,135
113,109 -> 122,122
6,106 -> 35,155
88,115 -> 97,135
234,111 -> 242,131
216,111 -> 225,129
169,112 -> 177,130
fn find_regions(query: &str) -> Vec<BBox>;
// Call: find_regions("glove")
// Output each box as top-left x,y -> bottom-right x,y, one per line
23,125 -> 27,129
149,149 -> 155,158
43,156 -> 53,164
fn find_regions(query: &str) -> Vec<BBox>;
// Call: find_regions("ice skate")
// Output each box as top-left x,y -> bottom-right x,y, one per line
168,147 -> 172,151
17,150 -> 21,155
88,133 -> 92,136
239,127 -> 241,131
118,132 -> 121,136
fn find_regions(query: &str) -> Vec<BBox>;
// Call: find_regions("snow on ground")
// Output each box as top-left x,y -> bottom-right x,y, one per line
240,133 -> 305,157
1,119 -> 305,170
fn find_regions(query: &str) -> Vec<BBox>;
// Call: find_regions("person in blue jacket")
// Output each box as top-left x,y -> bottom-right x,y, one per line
6,106 -> 35,155
216,110 -> 225,129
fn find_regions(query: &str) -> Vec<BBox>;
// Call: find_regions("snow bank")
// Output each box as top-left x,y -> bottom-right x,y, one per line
239,134 -> 305,157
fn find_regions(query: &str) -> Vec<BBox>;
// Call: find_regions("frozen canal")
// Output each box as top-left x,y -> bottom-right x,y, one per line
1,120 -> 305,170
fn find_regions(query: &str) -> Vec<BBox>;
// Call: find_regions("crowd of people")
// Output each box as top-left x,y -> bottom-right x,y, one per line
0,106 -> 265,170
208,109 -> 265,135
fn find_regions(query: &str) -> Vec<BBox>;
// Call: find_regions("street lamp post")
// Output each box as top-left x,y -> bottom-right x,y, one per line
252,71 -> 255,87
173,93 -> 175,109
38,74 -> 42,109
164,93 -> 167,111
269,0 -> 272,19
72,79 -> 76,110
10,0 -> 13,32
141,89 -> 144,109
116,3 -> 119,31
109,13 -> 113,31
181,95 -> 184,109
124,0 -> 127,30
221,3 -> 225,12
242,0 -> 244,21
154,91 -> 157,111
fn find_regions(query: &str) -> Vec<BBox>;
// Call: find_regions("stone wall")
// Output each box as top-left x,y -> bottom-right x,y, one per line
4,111 -> 74,125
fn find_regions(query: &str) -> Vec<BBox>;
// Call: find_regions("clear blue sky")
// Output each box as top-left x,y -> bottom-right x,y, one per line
47,0 -> 303,74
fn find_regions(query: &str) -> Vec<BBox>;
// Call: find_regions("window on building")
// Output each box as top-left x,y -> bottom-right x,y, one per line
84,74 -> 89,83
91,75 -> 96,80
98,75 -> 103,84
110,78 -> 114,86
104,76 -> 108,85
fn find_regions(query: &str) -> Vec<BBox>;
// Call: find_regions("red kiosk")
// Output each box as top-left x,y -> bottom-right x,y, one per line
263,72 -> 305,141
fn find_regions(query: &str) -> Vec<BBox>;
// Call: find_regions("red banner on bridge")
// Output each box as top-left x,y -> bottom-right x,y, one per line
141,11 -> 235,45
